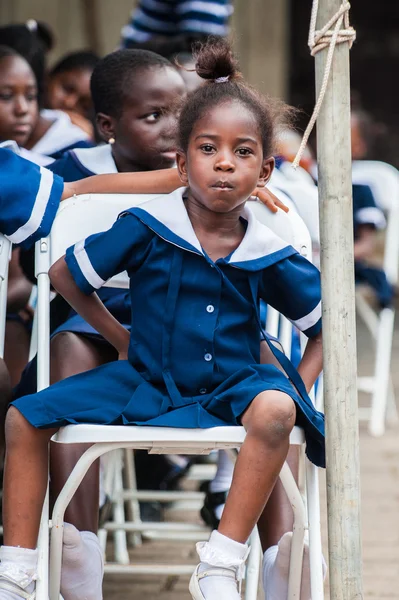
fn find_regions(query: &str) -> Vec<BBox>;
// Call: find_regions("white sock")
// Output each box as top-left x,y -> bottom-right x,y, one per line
209,451 -> 234,521
61,523 -> 104,600
262,532 -> 327,600
0,546 -> 37,599
196,530 -> 249,599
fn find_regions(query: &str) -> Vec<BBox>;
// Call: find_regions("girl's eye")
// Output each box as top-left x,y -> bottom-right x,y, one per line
0,94 -> 12,101
26,93 -> 38,102
236,148 -> 252,156
200,144 -> 215,153
145,112 -> 161,122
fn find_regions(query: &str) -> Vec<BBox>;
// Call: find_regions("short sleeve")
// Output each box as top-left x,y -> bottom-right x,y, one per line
353,184 -> 386,230
0,148 -> 63,249
260,253 -> 322,338
65,212 -> 153,295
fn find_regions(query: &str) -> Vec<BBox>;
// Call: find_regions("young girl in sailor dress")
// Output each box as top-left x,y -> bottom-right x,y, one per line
0,39 -> 324,600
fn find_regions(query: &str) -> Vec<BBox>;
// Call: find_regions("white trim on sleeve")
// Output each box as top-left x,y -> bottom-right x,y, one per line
290,301 -> 321,332
8,167 -> 54,244
73,239 -> 105,289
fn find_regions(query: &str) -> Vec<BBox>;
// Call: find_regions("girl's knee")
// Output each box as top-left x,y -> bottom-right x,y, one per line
246,392 -> 296,444
5,406 -> 52,448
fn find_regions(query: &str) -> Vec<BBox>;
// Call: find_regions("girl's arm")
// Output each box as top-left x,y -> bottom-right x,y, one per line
62,168 -> 181,200
296,331 -> 323,393
49,256 -> 130,356
62,168 -> 289,213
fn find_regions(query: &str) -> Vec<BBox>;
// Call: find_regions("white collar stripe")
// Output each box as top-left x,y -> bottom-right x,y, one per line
73,239 -> 105,289
72,145 -> 118,175
290,301 -> 321,332
8,166 -> 53,244
128,189 -> 291,265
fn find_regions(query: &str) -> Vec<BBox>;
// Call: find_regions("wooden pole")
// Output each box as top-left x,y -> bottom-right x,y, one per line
315,1 -> 363,598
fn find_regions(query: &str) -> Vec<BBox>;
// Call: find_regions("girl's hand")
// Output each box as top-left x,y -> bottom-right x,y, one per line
252,187 -> 289,213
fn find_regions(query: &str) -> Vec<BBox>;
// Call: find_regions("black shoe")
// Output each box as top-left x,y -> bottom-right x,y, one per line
200,490 -> 228,529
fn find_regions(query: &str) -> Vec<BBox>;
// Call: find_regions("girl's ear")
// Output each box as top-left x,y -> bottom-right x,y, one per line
256,156 -> 275,189
176,151 -> 189,185
96,113 -> 115,143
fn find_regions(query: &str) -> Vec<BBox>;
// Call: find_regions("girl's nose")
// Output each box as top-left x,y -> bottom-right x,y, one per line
14,95 -> 28,115
215,155 -> 235,171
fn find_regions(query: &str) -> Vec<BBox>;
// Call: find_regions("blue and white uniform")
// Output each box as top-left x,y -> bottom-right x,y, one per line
13,189 -> 325,467
0,148 -> 63,249
30,110 -> 93,160
353,183 -> 394,308
49,144 -> 117,181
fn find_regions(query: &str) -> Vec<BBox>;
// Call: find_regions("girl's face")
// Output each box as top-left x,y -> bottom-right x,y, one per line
47,68 -> 93,119
177,101 -> 273,213
0,56 -> 38,146
97,66 -> 186,172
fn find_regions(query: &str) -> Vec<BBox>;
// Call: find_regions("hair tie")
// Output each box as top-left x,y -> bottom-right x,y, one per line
26,19 -> 38,32
215,76 -> 230,83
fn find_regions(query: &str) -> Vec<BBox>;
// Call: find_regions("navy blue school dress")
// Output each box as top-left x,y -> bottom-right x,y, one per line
353,184 -> 394,308
13,189 -> 325,467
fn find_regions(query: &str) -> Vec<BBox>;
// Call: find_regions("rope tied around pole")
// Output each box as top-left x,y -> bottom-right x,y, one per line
292,1 -> 356,169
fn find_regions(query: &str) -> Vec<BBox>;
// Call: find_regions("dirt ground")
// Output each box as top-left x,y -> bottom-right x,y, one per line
103,316 -> 399,599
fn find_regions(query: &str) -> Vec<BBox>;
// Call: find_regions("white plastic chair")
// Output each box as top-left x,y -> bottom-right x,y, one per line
0,234 -> 11,357
351,160 -> 399,436
32,193 -> 325,600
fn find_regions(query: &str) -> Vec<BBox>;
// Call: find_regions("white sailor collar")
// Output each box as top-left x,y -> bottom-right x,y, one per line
72,144 -> 118,175
31,109 -> 90,156
126,187 -> 297,270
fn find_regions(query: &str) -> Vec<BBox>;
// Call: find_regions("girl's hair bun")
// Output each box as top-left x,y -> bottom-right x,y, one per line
193,37 -> 241,82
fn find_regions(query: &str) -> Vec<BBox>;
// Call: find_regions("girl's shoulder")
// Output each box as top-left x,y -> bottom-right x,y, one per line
49,145 -> 118,181
31,109 -> 93,159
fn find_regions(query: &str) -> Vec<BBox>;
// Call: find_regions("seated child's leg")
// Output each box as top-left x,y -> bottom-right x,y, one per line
201,341 -> 283,528
191,390 -> 295,600
49,332 -> 114,600
4,320 -> 30,388
0,407 -> 56,598
0,358 -> 11,451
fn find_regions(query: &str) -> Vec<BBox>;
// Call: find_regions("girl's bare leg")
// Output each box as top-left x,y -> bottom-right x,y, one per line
49,331 -> 117,533
3,406 -> 57,548
191,391 -> 295,599
218,391 -> 295,543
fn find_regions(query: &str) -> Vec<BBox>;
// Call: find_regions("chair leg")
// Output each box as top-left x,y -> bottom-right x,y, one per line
49,442 -> 124,600
244,528 -> 261,600
369,307 -> 395,436
35,485 -> 50,600
305,460 -> 324,599
279,460 -> 306,600
123,449 -> 142,547
112,450 -> 130,565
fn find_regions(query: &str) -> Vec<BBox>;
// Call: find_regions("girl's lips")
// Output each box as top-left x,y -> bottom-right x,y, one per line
211,181 -> 234,190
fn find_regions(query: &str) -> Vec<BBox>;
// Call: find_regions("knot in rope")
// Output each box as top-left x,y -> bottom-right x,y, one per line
292,1 -> 356,169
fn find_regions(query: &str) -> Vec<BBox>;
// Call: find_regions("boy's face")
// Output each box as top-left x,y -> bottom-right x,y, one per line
100,66 -> 186,172
0,56 -> 38,147
177,101 -> 273,213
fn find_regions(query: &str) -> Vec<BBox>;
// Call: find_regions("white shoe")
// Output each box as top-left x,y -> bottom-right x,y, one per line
189,564 -> 240,600
0,576 -> 35,600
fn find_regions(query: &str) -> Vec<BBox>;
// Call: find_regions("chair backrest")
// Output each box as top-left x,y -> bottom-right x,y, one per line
352,160 -> 399,213
0,234 -> 11,357
49,192 -> 313,289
